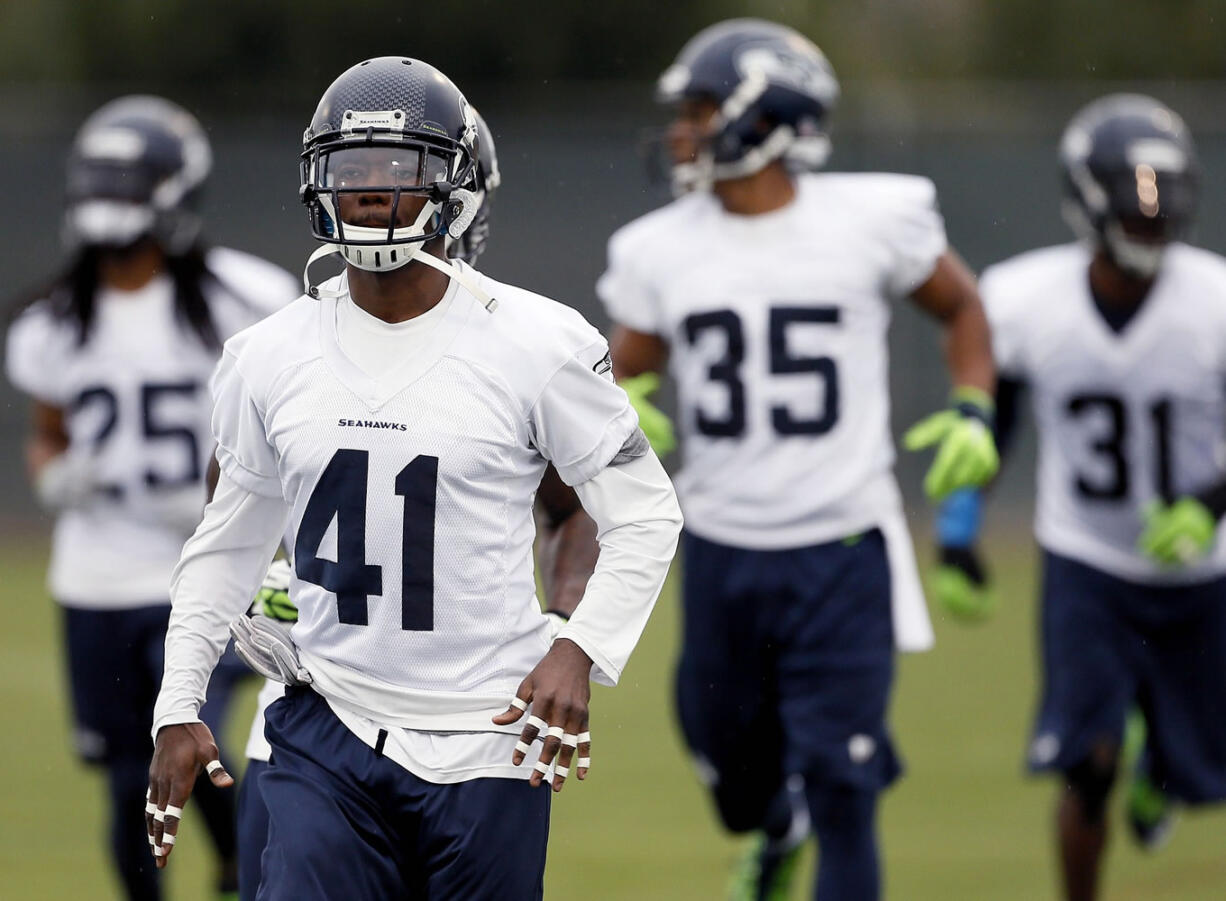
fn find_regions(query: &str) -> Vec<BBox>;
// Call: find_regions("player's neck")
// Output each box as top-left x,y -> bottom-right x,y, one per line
712,164 -> 796,216
1088,252 -> 1154,311
346,242 -> 451,324
97,240 -> 166,293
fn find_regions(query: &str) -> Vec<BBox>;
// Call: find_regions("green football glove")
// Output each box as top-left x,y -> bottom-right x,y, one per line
254,558 -> 298,622
933,546 -> 997,623
904,386 -> 1000,502
1139,497 -> 1216,566
619,372 -> 677,457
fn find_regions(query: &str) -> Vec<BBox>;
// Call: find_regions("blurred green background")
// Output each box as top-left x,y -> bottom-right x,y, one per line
3,1 -> 1226,898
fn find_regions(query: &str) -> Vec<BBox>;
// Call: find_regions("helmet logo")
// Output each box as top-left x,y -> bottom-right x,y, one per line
735,45 -> 835,100
340,109 -> 406,134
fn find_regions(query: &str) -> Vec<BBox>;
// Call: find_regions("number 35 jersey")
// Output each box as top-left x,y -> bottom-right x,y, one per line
983,242 -> 1226,584
211,270 -> 637,719
598,173 -> 946,549
4,248 -> 297,607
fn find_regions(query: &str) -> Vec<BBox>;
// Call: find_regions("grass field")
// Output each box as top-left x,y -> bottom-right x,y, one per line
2,532 -> 1225,900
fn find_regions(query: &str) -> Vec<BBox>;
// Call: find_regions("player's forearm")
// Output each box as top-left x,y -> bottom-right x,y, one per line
561,452 -> 682,686
538,509 -> 599,619
152,471 -> 289,739
941,296 -> 996,396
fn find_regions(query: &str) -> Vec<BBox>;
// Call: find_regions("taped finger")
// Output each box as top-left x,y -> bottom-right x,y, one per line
534,760 -> 552,777
510,696 -> 529,712
205,760 -> 224,776
526,715 -> 548,733
555,765 -> 569,779
160,833 -> 176,846
577,731 -> 592,744
515,741 -> 533,756
546,725 -> 564,740
577,756 -> 592,769
561,733 -> 578,748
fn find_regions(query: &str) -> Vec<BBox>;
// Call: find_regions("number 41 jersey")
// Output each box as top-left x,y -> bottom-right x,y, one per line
983,242 -> 1226,584
212,271 -> 638,725
599,172 -> 946,549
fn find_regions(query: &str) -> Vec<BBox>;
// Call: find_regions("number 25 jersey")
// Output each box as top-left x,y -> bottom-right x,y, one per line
212,271 -> 638,723
983,242 -> 1226,583
598,173 -> 946,549
4,248 -> 297,606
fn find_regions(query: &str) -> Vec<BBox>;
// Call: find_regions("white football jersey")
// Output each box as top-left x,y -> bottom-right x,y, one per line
598,172 -> 946,549
5,248 -> 297,607
983,242 -> 1226,583
212,269 -> 637,717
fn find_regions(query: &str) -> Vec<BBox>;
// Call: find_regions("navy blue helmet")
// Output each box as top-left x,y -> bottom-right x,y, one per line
64,96 -> 212,253
447,108 -> 500,265
656,18 -> 838,192
300,57 -> 480,272
1060,94 -> 1198,278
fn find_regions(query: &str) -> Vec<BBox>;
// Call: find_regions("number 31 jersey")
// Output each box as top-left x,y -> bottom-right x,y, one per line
212,270 -> 638,723
598,173 -> 946,549
983,242 -> 1226,583
4,248 -> 297,606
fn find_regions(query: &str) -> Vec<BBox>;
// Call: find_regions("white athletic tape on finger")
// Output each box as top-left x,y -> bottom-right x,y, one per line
145,801 -> 157,816
163,805 -> 183,820
534,761 -> 552,776
510,696 -> 529,712
154,809 -> 165,823
153,846 -> 164,857
546,725 -> 565,740
577,757 -> 591,768
515,741 -> 533,756
147,833 -> 156,846
161,833 -> 176,846
526,715 -> 548,732
561,733 -> 578,748
577,731 -> 592,744
555,765 -> 569,778
206,760 -> 224,776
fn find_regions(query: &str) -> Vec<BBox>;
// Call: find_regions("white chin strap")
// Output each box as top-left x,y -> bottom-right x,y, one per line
303,243 -> 497,313
1103,221 -> 1167,280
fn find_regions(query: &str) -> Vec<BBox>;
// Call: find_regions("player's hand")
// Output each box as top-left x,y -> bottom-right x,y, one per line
619,372 -> 676,457
1139,497 -> 1216,566
33,453 -> 98,511
905,387 -> 999,501
146,722 -> 233,867
254,558 -> 298,622
492,638 -> 594,793
934,545 -> 997,623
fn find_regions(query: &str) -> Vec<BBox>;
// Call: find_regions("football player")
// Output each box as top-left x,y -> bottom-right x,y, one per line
228,106 -> 533,901
968,95 -> 1226,901
145,58 -> 682,900
4,96 -> 298,900
599,19 -> 998,901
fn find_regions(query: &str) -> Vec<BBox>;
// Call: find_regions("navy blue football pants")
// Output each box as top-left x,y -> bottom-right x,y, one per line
63,603 -> 244,900
677,529 -> 898,900
257,687 -> 550,901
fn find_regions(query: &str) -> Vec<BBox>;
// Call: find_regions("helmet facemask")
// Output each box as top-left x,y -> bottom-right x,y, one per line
302,124 -> 479,272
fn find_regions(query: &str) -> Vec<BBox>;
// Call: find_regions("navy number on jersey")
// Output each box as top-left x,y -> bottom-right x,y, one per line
1066,393 -> 1175,501
295,449 -> 438,630
70,381 -> 203,495
683,306 -> 840,438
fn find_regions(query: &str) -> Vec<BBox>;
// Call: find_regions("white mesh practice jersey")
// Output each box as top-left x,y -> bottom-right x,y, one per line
5,248 -> 297,606
598,172 -> 947,549
984,242 -> 1226,583
212,269 -> 638,720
